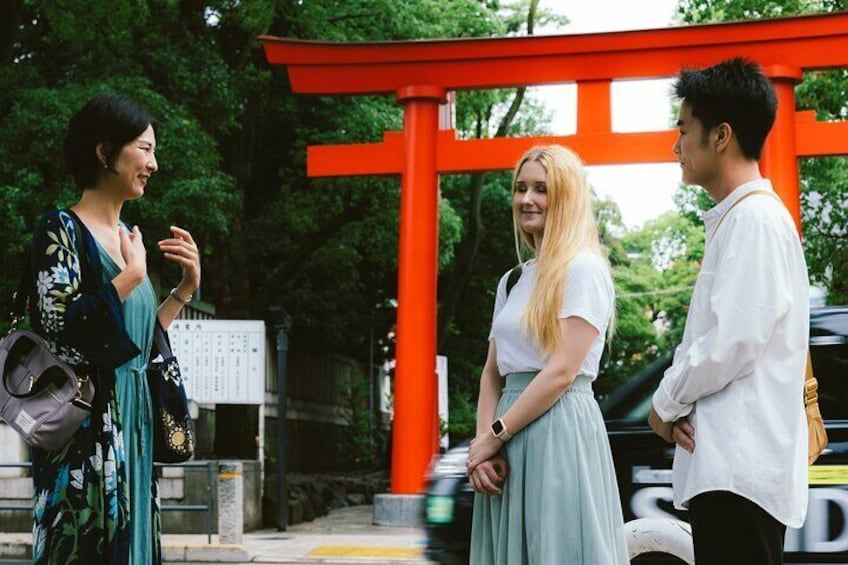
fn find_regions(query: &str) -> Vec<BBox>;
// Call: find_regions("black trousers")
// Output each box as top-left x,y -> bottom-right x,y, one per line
689,490 -> 786,565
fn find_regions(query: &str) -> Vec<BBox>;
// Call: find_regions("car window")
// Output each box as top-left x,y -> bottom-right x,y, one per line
621,392 -> 656,423
602,308 -> 848,424
811,341 -> 848,421
601,355 -> 671,423
810,307 -> 848,421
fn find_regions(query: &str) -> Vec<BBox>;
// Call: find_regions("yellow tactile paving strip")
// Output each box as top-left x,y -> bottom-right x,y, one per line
308,546 -> 423,558
809,465 -> 848,485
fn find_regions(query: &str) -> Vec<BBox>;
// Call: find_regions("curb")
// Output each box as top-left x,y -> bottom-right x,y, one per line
164,543 -> 252,563
0,540 -> 252,564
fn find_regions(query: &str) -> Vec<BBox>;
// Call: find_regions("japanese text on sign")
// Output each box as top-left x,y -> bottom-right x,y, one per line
168,320 -> 265,405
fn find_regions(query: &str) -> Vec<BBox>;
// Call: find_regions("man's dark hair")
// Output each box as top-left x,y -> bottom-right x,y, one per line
673,57 -> 776,160
64,93 -> 156,190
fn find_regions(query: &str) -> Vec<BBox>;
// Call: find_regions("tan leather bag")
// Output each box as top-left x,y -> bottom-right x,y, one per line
805,351 -> 828,464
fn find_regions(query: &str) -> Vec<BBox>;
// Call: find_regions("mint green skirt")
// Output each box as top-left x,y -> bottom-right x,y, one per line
470,373 -> 629,564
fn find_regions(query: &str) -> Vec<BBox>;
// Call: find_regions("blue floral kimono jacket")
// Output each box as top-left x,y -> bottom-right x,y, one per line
27,210 -> 161,564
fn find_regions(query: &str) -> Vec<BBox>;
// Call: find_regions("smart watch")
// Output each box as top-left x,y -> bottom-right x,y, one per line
490,418 -> 513,442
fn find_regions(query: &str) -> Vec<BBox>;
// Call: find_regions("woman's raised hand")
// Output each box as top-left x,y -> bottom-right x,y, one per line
158,226 -> 200,294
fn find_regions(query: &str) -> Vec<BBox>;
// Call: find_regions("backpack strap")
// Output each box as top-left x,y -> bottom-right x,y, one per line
505,264 -> 523,298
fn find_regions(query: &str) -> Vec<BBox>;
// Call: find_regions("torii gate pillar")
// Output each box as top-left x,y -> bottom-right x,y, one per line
260,11 -> 848,507
761,66 -> 803,231
393,86 -> 446,493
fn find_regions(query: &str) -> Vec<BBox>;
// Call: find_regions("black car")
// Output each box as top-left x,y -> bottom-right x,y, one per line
424,306 -> 848,564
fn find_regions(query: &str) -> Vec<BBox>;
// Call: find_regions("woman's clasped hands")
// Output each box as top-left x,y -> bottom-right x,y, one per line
467,433 -> 509,496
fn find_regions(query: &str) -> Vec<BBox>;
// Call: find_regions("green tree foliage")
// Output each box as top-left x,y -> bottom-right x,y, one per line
599,212 -> 704,396
7,0 -> 790,452
675,0 -> 848,304
0,1 -> 562,448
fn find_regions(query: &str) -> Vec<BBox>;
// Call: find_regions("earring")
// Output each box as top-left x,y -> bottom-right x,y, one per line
102,161 -> 108,169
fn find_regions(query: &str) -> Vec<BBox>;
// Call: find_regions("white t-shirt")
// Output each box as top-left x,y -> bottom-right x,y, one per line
489,251 -> 614,378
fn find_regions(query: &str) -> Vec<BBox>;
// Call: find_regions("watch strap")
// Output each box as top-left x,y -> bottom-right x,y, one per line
491,418 -> 513,442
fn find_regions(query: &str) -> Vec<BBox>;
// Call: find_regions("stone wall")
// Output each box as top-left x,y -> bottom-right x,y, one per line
263,471 -> 388,527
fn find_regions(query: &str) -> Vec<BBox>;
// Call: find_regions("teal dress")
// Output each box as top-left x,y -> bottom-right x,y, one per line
96,240 -> 160,564
29,210 -> 160,564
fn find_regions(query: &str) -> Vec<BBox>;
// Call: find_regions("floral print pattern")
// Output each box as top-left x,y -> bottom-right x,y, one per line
28,211 -> 137,564
33,213 -> 85,366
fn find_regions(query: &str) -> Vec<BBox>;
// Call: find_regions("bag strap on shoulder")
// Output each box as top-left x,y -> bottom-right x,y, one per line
9,249 -> 31,329
717,189 -> 825,456
152,319 -> 173,359
505,265 -> 523,298
714,189 -> 781,235
8,209 -> 94,329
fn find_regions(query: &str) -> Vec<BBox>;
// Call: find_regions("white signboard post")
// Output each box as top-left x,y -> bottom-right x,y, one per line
168,319 -> 266,405
380,356 -> 449,448
437,355 -> 449,449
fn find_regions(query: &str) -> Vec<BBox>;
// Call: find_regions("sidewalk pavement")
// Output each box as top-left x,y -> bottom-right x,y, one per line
0,505 -> 436,565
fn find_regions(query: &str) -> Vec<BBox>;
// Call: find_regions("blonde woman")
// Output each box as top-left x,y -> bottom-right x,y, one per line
467,145 -> 628,564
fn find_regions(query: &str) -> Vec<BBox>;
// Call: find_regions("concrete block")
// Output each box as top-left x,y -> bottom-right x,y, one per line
0,477 -> 33,498
159,477 -> 185,500
217,461 -> 243,544
0,534 -> 31,559
161,543 -> 186,561
241,461 -> 262,530
160,459 -> 261,535
0,424 -> 28,478
161,465 -> 186,479
372,493 -> 425,527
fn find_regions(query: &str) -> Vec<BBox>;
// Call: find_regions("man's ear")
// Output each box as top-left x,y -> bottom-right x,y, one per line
714,123 -> 732,153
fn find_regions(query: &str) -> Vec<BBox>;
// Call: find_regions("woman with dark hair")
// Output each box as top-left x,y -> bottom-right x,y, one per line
28,93 -> 200,564
466,145 -> 628,564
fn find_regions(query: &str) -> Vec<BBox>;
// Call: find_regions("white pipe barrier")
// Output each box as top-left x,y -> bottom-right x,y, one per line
625,518 -> 695,564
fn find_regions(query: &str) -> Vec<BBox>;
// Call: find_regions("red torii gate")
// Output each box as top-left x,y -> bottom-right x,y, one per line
261,12 -> 848,495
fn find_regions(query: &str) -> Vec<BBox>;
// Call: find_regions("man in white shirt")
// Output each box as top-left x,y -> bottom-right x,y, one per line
648,58 -> 809,565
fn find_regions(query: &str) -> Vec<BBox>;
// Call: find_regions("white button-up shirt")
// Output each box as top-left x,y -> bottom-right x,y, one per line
652,179 -> 809,528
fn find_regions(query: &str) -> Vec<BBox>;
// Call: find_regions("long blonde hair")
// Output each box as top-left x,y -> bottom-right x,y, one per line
511,145 -> 608,353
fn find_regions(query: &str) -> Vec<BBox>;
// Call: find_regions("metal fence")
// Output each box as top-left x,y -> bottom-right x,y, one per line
0,460 -> 215,544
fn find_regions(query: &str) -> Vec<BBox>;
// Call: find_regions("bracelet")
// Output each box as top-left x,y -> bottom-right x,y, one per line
169,287 -> 192,305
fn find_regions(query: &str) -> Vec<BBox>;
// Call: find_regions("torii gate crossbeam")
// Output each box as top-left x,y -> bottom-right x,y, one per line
261,12 -> 848,495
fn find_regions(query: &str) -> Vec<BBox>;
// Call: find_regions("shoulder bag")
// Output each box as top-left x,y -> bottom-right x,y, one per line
0,213 -> 95,451
715,189 -> 827,464
148,319 -> 195,463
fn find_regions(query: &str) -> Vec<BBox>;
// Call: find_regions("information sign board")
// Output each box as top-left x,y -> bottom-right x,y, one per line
168,320 -> 265,405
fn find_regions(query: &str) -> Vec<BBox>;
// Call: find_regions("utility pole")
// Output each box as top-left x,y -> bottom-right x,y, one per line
271,307 -> 292,530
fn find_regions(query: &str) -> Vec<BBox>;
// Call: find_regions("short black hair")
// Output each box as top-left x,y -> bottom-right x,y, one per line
673,58 -> 776,160
63,94 -> 156,190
